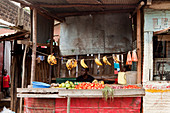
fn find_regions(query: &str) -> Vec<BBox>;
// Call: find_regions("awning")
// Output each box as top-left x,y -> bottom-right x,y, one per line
154,27 -> 170,41
0,31 -> 30,41
12,0 -> 142,21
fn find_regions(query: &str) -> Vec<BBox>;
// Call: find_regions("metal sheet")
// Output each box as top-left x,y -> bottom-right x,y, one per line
144,9 -> 170,32
60,13 -> 132,55
35,13 -> 53,44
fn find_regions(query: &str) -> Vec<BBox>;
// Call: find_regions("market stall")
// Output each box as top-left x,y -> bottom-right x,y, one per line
12,0 -> 146,113
17,84 -> 145,113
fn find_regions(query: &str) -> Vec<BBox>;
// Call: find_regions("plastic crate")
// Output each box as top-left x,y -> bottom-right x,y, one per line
56,78 -> 76,84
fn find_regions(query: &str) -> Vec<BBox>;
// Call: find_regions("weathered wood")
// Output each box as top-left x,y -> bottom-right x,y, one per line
148,1 -> 170,10
43,61 -> 47,82
17,88 -> 60,93
137,9 -> 142,84
132,1 -> 144,17
30,9 -> 37,85
20,44 -> 28,113
17,89 -> 145,98
17,94 -> 63,98
21,45 -> 28,88
58,89 -> 145,97
157,35 -> 170,41
56,9 -> 134,17
10,56 -> 16,111
49,20 -> 54,84
93,55 -> 98,75
36,4 -> 137,8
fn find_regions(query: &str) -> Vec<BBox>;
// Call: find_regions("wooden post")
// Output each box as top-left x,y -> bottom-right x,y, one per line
49,20 -> 54,84
137,9 -> 141,84
67,97 -> 71,113
20,44 -> 28,113
30,9 -> 37,85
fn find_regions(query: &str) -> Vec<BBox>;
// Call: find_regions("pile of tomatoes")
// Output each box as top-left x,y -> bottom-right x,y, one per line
123,85 -> 141,89
75,82 -> 105,89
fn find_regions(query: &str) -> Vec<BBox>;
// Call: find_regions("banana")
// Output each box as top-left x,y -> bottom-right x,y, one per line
72,59 -> 77,68
103,56 -> 111,66
66,59 -> 77,70
95,58 -> 102,66
47,54 -> 57,65
66,59 -> 73,70
80,59 -> 88,68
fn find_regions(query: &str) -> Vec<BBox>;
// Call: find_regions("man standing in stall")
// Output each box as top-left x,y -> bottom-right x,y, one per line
3,69 -> 10,98
76,68 -> 94,83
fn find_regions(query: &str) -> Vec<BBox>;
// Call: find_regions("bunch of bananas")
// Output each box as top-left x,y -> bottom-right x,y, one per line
95,58 -> 102,66
66,59 -> 77,70
103,56 -> 111,66
80,59 -> 88,68
47,54 -> 57,65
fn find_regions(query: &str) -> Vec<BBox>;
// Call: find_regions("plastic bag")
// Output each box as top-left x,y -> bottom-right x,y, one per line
0,106 -> 15,113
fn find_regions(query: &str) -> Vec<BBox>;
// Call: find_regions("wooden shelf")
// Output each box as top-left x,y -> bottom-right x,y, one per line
17,88 -> 145,98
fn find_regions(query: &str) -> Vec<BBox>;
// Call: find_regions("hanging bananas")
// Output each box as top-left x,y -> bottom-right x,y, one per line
66,59 -> 77,70
95,58 -> 102,66
103,56 -> 111,66
47,54 -> 57,65
80,59 -> 88,68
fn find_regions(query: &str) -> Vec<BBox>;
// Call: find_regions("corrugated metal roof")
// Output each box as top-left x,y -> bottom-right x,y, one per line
13,0 -> 141,20
0,31 -> 30,41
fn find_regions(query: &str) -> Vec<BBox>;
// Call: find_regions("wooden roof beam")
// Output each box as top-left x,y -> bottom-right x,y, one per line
56,9 -> 134,17
131,1 -> 145,17
35,4 -> 137,8
11,0 -> 65,22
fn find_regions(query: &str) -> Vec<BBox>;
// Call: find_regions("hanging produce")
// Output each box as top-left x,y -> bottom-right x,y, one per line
103,56 -> 111,66
132,50 -> 138,62
95,58 -> 102,66
47,54 -> 57,65
113,56 -> 120,63
66,59 -> 77,70
80,59 -> 88,68
126,51 -> 132,65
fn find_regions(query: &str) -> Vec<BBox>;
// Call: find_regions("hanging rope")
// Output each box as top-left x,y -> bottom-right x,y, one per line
29,46 -> 126,61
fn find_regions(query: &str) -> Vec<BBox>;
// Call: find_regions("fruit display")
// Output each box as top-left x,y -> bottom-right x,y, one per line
66,59 -> 77,70
47,54 -> 57,65
74,82 -> 90,85
103,56 -> 111,66
80,59 -> 88,68
75,82 -> 105,89
51,81 -> 76,89
95,58 -> 102,66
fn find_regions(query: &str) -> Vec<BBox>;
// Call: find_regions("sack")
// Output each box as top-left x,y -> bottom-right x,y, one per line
0,106 -> 15,113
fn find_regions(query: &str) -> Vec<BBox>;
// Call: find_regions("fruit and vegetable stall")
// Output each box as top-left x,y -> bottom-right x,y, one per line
13,0 -> 145,113
17,80 -> 145,113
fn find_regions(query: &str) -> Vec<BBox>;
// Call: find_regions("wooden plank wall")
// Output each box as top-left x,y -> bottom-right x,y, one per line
25,53 -> 125,85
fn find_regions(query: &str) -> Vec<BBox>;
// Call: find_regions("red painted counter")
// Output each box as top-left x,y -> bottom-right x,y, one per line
24,97 -> 141,113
